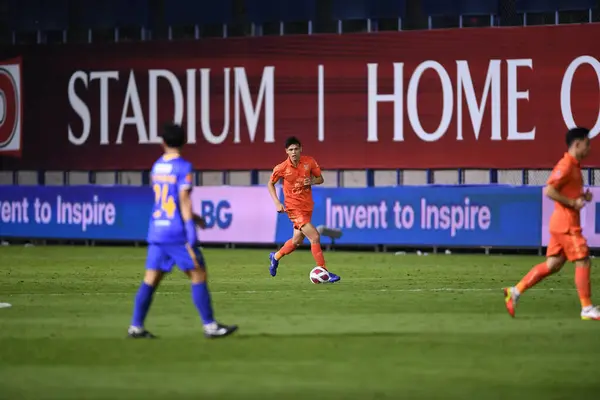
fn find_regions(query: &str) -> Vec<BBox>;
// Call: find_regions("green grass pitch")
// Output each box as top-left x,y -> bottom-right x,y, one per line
1,246 -> 599,399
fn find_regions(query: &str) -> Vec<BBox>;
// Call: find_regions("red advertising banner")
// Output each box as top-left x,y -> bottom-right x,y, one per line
1,24 -> 600,171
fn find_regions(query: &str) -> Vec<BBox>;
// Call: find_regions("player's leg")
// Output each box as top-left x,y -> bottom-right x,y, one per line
503,234 -> 566,317
128,244 -> 170,338
269,228 -> 304,277
300,221 -> 341,283
174,244 -> 238,338
573,258 -> 600,320
566,233 -> 600,320
503,255 -> 565,317
515,255 -> 565,294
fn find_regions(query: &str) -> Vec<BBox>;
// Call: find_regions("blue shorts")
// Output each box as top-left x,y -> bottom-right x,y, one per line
146,244 -> 206,273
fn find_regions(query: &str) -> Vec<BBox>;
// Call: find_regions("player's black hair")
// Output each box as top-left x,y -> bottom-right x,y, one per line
161,122 -> 186,148
285,136 -> 302,149
566,127 -> 590,148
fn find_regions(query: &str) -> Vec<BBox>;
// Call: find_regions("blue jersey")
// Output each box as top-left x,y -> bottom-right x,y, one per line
146,154 -> 193,244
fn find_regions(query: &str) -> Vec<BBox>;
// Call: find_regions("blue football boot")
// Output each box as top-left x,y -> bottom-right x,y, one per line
269,252 -> 279,277
327,272 -> 341,283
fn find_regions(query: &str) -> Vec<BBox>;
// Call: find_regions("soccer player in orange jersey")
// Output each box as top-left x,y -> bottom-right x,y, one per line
503,127 -> 599,320
266,136 -> 341,283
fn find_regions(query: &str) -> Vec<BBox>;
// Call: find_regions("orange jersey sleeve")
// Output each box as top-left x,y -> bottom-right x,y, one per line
270,162 -> 286,184
547,159 -> 574,190
310,157 -> 322,177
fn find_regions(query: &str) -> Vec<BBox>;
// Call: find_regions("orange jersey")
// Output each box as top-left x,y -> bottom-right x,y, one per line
546,152 -> 584,234
270,155 -> 322,212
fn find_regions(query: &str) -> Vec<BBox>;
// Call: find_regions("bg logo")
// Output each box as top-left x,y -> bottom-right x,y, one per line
200,200 -> 233,229
0,58 -> 22,157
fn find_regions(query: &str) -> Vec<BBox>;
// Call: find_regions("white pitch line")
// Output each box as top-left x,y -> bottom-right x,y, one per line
4,287 -> 574,297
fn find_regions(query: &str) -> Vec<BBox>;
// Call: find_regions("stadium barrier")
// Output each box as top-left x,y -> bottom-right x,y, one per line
2,184 -> 599,249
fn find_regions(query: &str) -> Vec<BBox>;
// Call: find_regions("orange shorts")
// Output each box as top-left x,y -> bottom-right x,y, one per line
546,231 -> 589,261
287,209 -> 312,230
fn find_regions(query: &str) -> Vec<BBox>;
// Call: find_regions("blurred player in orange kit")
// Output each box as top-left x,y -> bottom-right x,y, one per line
267,136 -> 341,283
504,127 -> 599,320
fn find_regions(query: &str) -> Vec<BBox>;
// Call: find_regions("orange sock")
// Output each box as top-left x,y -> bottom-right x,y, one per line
575,266 -> 592,308
515,262 -> 553,294
310,243 -> 326,269
275,240 -> 297,260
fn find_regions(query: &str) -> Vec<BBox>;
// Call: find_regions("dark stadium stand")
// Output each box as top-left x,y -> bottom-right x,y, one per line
245,0 -> 316,35
164,0 -> 233,26
2,0 -> 599,44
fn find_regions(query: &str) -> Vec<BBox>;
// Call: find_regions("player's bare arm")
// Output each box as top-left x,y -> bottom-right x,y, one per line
180,188 -> 194,222
267,179 -> 285,212
179,186 -> 201,247
304,157 -> 324,186
304,175 -> 324,186
193,213 -> 207,229
544,184 -> 585,210
583,189 -> 593,202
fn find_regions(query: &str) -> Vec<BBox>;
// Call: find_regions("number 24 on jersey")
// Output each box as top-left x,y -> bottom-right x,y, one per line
153,183 -> 176,219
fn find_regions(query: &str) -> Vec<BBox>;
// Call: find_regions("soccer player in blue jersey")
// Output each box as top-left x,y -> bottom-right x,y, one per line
127,123 -> 238,339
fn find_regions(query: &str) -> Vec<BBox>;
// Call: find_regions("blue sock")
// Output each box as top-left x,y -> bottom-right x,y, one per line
191,282 -> 215,325
131,282 -> 155,328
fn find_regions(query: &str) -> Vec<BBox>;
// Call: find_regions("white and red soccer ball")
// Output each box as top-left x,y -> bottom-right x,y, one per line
309,267 -> 330,284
